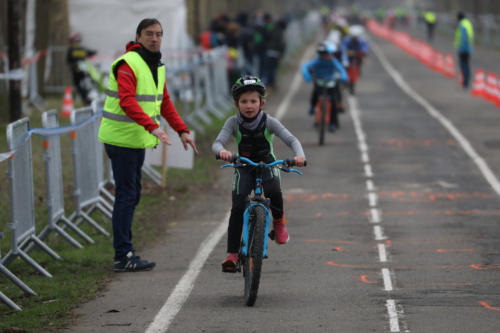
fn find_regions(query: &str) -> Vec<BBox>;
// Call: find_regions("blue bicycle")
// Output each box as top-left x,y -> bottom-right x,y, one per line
218,155 -> 304,306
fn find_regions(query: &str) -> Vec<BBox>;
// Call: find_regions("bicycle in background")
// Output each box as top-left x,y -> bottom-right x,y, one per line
314,77 -> 338,145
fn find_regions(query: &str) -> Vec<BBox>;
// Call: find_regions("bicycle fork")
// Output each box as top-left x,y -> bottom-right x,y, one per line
241,199 -> 272,258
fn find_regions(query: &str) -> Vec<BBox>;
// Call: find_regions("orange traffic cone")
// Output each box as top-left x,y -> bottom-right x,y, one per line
61,85 -> 73,117
471,69 -> 485,97
494,75 -> 500,107
484,72 -> 497,102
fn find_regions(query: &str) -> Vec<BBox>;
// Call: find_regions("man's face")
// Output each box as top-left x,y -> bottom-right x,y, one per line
137,23 -> 163,52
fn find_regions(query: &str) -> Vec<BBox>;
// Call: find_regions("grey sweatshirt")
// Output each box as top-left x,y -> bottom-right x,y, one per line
212,114 -> 306,158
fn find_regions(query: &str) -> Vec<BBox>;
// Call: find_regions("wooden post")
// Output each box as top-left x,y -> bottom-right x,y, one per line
161,126 -> 168,188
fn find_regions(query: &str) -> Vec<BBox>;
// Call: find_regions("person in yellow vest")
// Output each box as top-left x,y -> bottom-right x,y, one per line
454,11 -> 474,89
99,18 -> 198,272
424,11 -> 437,42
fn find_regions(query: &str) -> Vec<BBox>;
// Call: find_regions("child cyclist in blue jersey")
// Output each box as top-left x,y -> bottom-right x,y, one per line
302,42 -> 348,132
212,75 -> 306,272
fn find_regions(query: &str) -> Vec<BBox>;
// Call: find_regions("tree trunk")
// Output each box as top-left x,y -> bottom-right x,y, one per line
7,0 -> 25,122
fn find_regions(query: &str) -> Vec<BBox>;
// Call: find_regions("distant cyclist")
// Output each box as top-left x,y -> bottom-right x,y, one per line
342,25 -> 369,94
212,76 -> 306,272
301,42 -> 348,132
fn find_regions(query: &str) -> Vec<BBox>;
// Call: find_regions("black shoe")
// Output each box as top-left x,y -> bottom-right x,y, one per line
114,251 -> 156,272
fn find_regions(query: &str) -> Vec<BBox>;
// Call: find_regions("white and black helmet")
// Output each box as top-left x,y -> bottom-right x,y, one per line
231,75 -> 266,100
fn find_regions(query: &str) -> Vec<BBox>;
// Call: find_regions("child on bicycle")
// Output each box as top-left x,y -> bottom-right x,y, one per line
302,42 -> 348,132
212,75 -> 306,272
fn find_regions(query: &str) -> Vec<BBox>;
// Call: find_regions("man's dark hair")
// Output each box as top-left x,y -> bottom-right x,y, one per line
136,18 -> 162,37
457,11 -> 465,21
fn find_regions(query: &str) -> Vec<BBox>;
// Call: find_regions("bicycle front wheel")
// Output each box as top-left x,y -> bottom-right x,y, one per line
243,205 -> 266,306
319,100 -> 327,146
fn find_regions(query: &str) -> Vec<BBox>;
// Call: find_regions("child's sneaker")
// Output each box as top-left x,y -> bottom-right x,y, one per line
273,217 -> 289,244
221,253 -> 238,272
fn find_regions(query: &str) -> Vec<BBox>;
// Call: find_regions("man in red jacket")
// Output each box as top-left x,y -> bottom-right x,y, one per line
99,18 -> 198,272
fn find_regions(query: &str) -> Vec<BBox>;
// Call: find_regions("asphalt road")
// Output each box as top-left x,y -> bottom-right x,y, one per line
68,30 -> 500,333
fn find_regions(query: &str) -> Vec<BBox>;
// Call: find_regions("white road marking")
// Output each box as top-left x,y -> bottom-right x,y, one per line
371,39 -> 500,197
386,299 -> 401,332
350,94 -> 403,332
382,268 -> 393,291
378,243 -> 388,262
368,192 -> 378,207
275,44 -> 316,121
370,208 -> 381,223
361,152 -> 370,163
374,225 -> 385,240
366,180 -> 375,192
364,164 -> 374,178
145,215 -> 229,333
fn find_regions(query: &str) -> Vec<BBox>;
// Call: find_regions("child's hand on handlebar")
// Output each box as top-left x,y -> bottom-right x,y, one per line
218,149 -> 233,162
294,156 -> 306,167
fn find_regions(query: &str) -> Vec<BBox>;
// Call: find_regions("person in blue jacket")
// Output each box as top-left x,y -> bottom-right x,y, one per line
302,42 -> 348,132
454,11 -> 474,89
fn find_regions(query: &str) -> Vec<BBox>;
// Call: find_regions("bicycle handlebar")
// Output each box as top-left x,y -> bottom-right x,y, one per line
215,154 -> 306,174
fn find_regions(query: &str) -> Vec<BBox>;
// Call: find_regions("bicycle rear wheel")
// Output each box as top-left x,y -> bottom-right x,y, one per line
243,205 -> 266,306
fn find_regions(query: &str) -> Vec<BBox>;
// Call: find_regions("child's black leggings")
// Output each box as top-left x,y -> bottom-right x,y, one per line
227,165 -> 283,253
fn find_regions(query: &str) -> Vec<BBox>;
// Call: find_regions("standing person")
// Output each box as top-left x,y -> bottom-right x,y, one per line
212,76 -> 306,272
455,11 -> 474,89
263,18 -> 287,89
424,10 -> 437,42
98,18 -> 198,272
67,33 -> 96,105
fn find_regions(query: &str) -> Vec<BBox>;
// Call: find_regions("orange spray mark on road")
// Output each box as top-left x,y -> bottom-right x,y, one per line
436,248 -> 474,253
360,275 -> 376,284
316,212 -> 323,218
479,301 -> 500,311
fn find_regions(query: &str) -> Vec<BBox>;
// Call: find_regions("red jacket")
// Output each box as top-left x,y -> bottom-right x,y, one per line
116,42 -> 189,135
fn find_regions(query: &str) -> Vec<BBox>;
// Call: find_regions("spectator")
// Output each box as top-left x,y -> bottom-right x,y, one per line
67,33 -> 96,105
454,11 -> 474,89
98,18 -> 198,272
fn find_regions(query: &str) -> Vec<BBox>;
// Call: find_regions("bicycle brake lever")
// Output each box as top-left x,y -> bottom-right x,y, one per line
289,168 -> 303,175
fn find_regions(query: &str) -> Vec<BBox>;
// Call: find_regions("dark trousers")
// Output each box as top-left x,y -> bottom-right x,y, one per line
458,52 -> 470,88
104,144 -> 145,260
227,166 -> 283,253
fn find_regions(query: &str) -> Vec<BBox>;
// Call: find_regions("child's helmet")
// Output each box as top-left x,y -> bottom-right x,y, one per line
316,42 -> 328,54
231,75 -> 266,100
317,42 -> 336,55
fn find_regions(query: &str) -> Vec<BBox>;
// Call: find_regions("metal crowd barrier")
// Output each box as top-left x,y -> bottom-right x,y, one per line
37,110 -> 94,246
2,118 -> 62,278
68,106 -> 112,236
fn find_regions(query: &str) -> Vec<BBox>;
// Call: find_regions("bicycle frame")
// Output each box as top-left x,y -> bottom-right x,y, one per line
221,157 -> 303,258
314,78 -> 336,125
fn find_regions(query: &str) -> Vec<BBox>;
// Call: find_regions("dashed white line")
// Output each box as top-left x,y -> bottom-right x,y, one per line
378,243 -> 388,262
382,268 -> 394,291
386,299 -> 401,332
366,180 -> 375,192
364,164 -> 373,177
370,208 -> 381,223
368,192 -> 378,207
374,225 -> 385,241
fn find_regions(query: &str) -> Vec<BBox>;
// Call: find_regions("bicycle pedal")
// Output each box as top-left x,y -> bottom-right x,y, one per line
268,230 -> 275,240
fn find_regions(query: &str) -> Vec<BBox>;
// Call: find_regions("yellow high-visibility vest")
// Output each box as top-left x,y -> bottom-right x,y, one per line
99,51 -> 165,148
